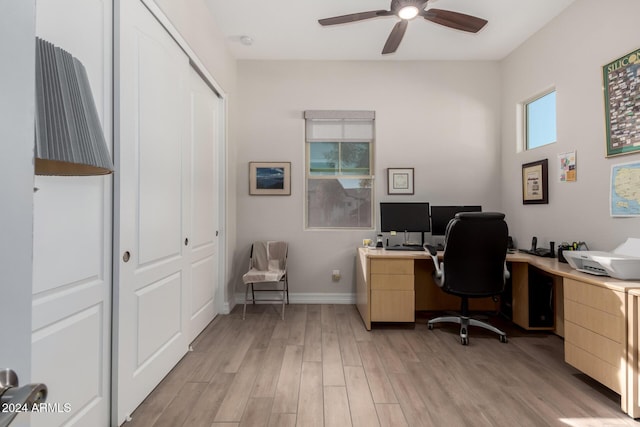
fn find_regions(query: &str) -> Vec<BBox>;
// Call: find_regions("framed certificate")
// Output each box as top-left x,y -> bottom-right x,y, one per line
387,168 -> 414,195
522,159 -> 548,204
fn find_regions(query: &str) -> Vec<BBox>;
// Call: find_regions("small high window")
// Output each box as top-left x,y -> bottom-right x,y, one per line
525,90 -> 557,150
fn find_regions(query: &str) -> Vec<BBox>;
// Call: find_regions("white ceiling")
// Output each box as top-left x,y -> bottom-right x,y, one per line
204,0 -> 576,61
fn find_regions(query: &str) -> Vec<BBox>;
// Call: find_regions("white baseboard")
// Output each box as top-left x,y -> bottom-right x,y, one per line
233,292 -> 356,307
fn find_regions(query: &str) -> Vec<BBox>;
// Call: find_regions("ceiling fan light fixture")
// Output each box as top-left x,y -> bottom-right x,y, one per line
318,0 -> 487,55
398,5 -> 419,20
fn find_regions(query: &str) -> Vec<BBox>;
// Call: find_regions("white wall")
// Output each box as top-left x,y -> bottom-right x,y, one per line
154,0 -> 236,92
500,0 -> 640,251
235,60 -> 502,299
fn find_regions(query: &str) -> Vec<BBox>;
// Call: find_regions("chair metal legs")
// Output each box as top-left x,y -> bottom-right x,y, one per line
242,276 -> 288,321
242,283 -> 251,320
281,275 -> 288,319
285,275 -> 289,304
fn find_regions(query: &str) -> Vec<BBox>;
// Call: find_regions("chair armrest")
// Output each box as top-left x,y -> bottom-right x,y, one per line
424,244 -> 443,282
424,244 -> 438,257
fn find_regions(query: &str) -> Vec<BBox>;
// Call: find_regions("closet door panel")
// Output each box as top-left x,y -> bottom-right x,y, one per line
115,0 -> 190,423
187,66 -> 219,340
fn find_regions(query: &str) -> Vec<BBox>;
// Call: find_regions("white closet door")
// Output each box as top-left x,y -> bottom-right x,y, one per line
115,0 -> 190,423
31,0 -> 113,426
187,67 -> 220,341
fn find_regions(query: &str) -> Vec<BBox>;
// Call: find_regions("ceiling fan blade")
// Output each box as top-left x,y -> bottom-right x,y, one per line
422,8 -> 488,33
382,20 -> 408,55
318,10 -> 391,26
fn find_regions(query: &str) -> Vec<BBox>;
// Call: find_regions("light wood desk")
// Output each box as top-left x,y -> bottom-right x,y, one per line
356,247 -> 640,418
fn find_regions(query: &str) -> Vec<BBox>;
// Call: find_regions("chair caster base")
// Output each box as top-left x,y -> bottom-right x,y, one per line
427,314 -> 507,345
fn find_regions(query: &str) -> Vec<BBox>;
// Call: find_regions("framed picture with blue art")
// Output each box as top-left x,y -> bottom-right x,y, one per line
249,162 -> 291,195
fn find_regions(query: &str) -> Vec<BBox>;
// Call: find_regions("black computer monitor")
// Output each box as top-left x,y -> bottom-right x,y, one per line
380,202 -> 431,233
430,205 -> 482,236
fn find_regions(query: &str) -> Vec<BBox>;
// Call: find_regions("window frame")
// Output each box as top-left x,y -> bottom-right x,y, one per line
304,112 -> 375,230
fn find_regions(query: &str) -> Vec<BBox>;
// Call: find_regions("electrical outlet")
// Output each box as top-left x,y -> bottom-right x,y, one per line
332,270 -> 341,282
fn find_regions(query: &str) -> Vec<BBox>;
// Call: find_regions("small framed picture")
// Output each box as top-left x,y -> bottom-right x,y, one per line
522,159 -> 548,204
387,168 -> 414,195
249,162 -> 291,195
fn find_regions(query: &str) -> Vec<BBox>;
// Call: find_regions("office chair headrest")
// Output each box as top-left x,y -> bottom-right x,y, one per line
454,212 -> 505,221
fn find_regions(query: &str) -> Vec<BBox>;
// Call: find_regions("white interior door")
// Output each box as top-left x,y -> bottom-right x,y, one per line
115,0 -> 190,423
187,67 -> 220,341
31,0 -> 113,426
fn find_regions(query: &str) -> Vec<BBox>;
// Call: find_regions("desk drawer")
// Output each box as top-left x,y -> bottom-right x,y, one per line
565,341 -> 622,394
564,300 -> 623,342
563,277 -> 625,394
371,274 -> 413,291
564,278 -> 624,341
564,278 -> 624,316
371,259 -> 413,275
564,321 -> 622,368
371,290 -> 414,322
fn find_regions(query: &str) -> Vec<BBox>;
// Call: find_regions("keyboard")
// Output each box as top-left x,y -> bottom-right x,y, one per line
386,245 -> 425,251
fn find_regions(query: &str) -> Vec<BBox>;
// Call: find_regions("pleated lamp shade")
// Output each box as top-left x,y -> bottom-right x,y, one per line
34,37 -> 113,176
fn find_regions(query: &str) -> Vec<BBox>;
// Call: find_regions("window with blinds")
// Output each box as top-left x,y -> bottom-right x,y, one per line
304,111 -> 375,229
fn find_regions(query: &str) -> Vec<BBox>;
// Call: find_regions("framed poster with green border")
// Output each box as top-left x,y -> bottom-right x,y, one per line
603,48 -> 640,157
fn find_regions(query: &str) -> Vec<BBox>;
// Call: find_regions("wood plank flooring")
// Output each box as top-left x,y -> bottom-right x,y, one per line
126,304 -> 638,426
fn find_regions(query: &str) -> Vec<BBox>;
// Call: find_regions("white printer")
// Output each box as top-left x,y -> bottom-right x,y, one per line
564,238 -> 640,280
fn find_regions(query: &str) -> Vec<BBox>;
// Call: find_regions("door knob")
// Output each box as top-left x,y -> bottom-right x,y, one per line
0,369 -> 18,396
0,369 -> 48,426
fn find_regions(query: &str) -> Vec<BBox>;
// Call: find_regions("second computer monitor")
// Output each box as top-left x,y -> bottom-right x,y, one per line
430,205 -> 482,236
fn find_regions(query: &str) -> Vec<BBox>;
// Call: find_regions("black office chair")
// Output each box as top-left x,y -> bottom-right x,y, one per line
425,212 -> 510,345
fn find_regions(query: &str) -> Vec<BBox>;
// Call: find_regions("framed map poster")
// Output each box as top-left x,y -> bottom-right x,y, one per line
603,48 -> 640,157
611,161 -> 640,217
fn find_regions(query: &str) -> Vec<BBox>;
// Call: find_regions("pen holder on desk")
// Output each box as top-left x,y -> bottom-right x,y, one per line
557,246 -> 568,263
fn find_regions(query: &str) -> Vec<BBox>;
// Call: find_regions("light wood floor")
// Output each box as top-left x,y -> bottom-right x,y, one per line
126,304 -> 638,426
